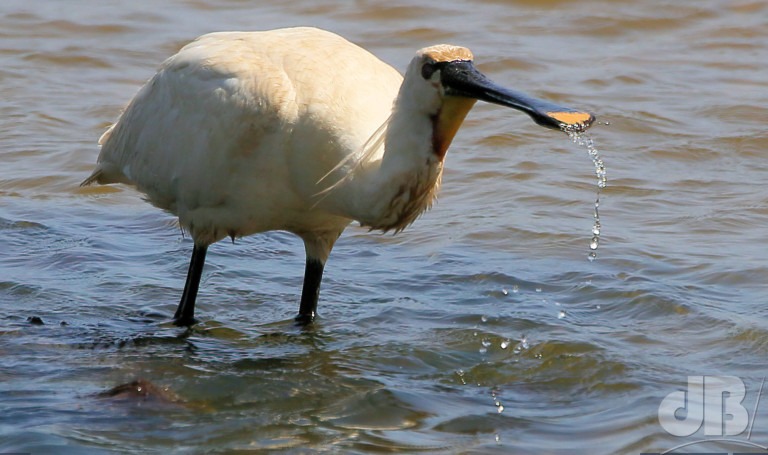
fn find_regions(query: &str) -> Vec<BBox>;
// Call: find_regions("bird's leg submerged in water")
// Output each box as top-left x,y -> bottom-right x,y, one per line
294,233 -> 339,325
295,257 -> 325,325
172,234 -> 333,326
173,243 -> 208,326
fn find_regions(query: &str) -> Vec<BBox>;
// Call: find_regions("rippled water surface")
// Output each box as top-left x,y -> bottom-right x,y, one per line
2,1 -> 767,453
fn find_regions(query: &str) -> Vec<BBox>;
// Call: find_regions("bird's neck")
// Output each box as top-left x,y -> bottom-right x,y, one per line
322,84 -> 476,232
336,101 -> 445,232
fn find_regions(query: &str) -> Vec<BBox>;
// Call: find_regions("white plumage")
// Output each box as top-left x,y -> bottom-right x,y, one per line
83,27 -> 593,325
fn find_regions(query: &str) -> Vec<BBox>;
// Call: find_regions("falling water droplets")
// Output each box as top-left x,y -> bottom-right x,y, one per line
561,126 -> 607,260
456,369 -> 466,385
479,337 -> 491,354
491,391 -> 505,416
512,335 -> 529,354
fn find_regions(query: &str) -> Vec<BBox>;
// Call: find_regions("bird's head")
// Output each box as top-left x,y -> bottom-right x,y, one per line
405,44 -> 595,159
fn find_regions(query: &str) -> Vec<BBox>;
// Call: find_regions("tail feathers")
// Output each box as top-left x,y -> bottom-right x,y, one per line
81,124 -> 123,187
98,124 -> 115,146
80,169 -> 102,187
80,162 -> 134,187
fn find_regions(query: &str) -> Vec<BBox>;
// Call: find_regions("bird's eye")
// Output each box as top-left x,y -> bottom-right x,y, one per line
421,62 -> 437,80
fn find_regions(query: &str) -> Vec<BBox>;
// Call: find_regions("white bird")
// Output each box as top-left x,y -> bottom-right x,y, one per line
82,27 -> 594,326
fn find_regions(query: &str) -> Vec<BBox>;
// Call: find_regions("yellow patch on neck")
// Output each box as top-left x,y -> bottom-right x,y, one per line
433,97 -> 477,159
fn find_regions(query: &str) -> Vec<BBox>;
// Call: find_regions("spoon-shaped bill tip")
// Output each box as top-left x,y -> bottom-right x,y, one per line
546,111 -> 595,132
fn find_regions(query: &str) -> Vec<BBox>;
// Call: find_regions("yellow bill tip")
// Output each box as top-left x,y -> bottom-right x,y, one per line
546,111 -> 595,127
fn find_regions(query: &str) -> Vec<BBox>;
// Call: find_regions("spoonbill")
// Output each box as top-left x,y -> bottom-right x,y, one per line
82,27 -> 594,326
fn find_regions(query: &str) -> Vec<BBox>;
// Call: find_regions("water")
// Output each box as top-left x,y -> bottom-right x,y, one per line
2,0 -> 768,454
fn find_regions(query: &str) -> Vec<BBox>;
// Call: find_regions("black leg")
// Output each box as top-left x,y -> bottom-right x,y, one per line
173,243 -> 208,327
295,257 -> 325,325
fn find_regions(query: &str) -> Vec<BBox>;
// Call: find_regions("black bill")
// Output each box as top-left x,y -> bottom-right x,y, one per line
440,60 -> 595,132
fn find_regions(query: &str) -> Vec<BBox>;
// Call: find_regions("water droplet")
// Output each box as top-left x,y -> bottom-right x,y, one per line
495,434 -> 500,444
513,335 -> 529,354
479,347 -> 487,354
501,288 -> 508,296
497,404 -> 505,413
500,339 -> 510,349
480,315 -> 488,323
562,128 -> 606,260
535,287 -> 542,293
558,310 -> 566,319
481,338 -> 492,348
511,285 -> 519,293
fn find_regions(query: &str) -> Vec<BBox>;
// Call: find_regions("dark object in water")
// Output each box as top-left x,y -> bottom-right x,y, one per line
97,378 -> 181,405
27,316 -> 44,325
